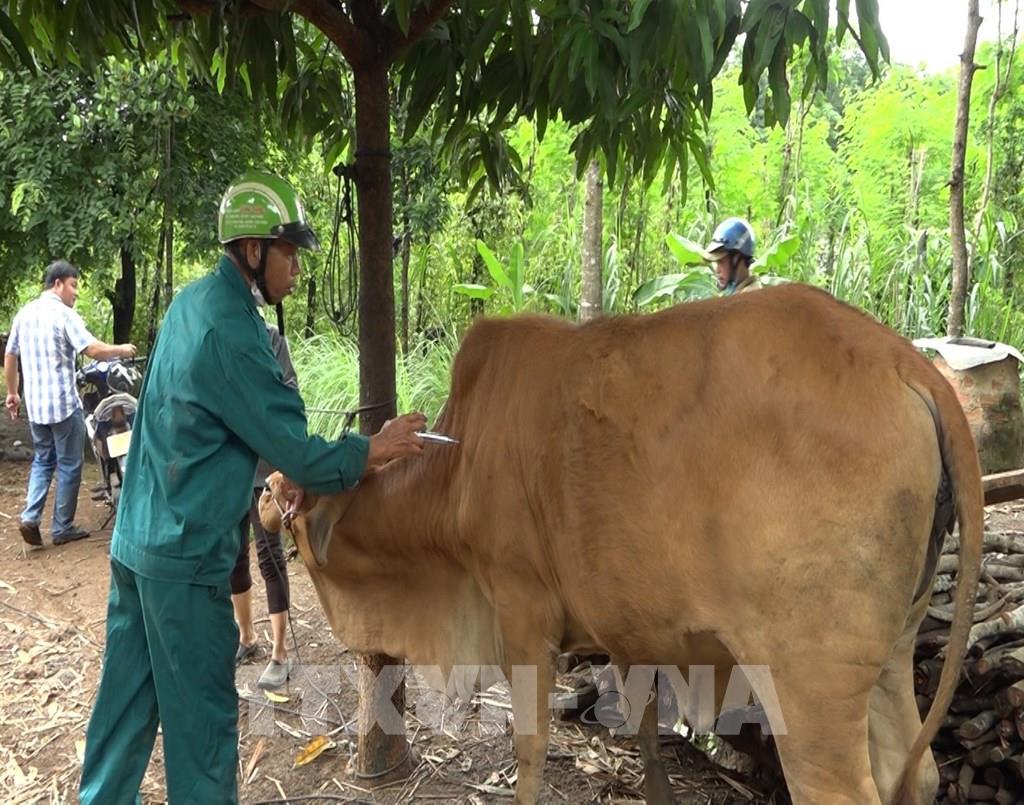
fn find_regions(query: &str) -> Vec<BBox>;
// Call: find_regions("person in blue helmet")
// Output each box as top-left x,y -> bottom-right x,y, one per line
705,217 -> 760,295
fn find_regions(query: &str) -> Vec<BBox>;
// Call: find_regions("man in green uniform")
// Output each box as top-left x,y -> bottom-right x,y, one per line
79,171 -> 425,804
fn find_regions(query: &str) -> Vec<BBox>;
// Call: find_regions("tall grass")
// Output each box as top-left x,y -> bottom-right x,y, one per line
290,331 -> 457,439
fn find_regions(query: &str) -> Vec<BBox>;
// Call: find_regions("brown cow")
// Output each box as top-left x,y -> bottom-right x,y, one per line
262,283 -> 982,805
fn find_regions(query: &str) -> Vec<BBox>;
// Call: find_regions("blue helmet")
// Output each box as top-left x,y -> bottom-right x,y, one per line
705,217 -> 755,259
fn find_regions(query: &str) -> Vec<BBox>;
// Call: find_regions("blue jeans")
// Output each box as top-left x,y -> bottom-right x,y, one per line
22,410 -> 86,535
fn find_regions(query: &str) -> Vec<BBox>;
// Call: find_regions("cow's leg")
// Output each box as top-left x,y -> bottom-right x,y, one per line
868,614 -> 939,804
504,640 -> 554,805
635,678 -> 674,804
766,670 -> 882,805
608,656 -> 675,804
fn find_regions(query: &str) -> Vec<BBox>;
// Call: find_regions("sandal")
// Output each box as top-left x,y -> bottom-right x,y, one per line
235,641 -> 259,665
258,658 -> 292,690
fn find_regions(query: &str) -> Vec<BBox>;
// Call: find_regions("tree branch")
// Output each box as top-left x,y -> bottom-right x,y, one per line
173,0 -> 372,68
174,0 -> 267,19
387,0 -> 456,64
291,0 -> 373,68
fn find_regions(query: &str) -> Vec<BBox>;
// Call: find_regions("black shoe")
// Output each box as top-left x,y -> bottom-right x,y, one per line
19,521 -> 42,547
53,525 -> 91,546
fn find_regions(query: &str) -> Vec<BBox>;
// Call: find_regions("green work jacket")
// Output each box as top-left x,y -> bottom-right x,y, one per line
111,256 -> 368,585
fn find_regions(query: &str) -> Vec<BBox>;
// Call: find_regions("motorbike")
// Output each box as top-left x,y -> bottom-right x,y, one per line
76,358 -> 145,526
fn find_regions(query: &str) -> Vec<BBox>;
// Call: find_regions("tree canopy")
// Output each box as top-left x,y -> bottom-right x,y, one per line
2,1 -> 889,188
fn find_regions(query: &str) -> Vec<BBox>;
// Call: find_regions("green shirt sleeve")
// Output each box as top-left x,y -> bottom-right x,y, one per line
206,328 -> 368,495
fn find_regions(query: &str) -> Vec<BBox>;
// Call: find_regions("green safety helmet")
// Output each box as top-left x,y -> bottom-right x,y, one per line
218,170 -> 320,251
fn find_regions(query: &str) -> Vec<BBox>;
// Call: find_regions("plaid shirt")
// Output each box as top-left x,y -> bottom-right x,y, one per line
5,292 -> 95,424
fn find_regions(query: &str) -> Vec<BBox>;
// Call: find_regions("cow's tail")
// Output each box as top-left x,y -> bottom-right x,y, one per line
893,374 -> 984,805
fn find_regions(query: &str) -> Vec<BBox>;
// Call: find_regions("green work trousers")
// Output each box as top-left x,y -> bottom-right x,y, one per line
79,559 -> 239,804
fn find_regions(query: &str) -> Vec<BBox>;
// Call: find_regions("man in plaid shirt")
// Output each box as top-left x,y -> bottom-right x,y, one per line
4,260 -> 137,547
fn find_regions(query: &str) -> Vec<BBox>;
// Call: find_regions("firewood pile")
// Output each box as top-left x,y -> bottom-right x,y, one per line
916,529 -> 1024,803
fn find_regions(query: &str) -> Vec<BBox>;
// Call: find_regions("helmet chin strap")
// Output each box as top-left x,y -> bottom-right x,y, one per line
724,252 -> 747,295
244,242 -> 286,335
246,241 -> 272,305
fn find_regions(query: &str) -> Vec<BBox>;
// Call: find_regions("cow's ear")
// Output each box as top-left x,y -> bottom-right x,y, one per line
258,486 -> 283,533
293,500 -> 335,568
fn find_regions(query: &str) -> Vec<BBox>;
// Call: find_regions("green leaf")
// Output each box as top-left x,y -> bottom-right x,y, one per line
836,0 -> 851,44
627,0 -> 655,32
633,273 -> 688,306
785,11 -> 812,47
750,7 -> 785,80
510,241 -> 525,309
453,283 -> 495,300
740,0 -> 778,34
583,37 -> 599,97
476,239 -> 511,289
0,9 -> 37,74
465,5 -> 506,75
238,63 -> 252,97
10,181 -> 30,215
752,234 -> 802,270
394,0 -> 412,36
666,233 -> 709,266
768,41 -> 790,126
634,267 -> 717,306
695,6 -> 714,78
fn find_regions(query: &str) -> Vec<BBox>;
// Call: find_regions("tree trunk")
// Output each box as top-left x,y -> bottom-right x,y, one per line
776,112 -> 796,225
948,0 -> 983,338
352,57 -> 410,784
400,161 -> 411,354
400,232 -> 411,353
111,245 -> 137,344
147,222 -> 166,352
580,159 -> 603,322
469,210 -> 485,317
974,0 -> 1019,246
162,119 -> 175,313
631,198 -> 648,309
415,235 -> 430,337
163,219 -> 174,317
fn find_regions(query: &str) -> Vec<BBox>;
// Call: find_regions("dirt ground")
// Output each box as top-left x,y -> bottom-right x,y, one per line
0,413 -> 774,805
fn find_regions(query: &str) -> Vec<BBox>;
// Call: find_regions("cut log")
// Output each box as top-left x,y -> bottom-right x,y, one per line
975,566 -> 1024,582
952,696 -> 1000,717
962,726 -> 999,749
970,741 -> 995,767
995,681 -> 1024,718
989,742 -> 1020,764
939,761 -> 960,784
917,630 -> 950,653
984,468 -> 1024,506
965,783 -> 997,801
960,710 -> 999,741
995,788 -> 1017,805
929,594 -> 1012,624
943,530 -> 1024,554
969,639 -> 1024,676
915,658 -> 945,695
934,574 -> 956,593
999,646 -> 1024,677
967,606 -> 1024,652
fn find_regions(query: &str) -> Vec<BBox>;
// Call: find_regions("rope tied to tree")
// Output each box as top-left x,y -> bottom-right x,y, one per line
323,163 -> 358,336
